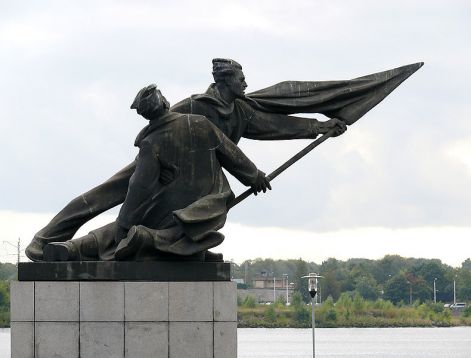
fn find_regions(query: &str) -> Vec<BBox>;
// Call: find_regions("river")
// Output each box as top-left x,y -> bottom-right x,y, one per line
1,327 -> 471,357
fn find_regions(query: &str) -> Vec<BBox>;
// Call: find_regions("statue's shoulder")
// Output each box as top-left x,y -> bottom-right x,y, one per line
235,97 -> 252,109
234,98 -> 257,119
172,95 -> 218,117
171,97 -> 192,113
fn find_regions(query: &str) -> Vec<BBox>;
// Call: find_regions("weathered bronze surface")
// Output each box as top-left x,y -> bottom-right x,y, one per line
27,59 -> 423,262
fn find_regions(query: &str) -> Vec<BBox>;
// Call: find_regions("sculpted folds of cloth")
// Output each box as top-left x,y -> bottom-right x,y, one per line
27,58 -> 423,262
43,85 -> 271,261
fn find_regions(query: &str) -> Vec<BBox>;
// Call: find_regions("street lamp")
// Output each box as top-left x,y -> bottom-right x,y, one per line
302,273 -> 323,358
406,280 -> 412,305
283,274 -> 289,305
271,272 -> 276,303
433,278 -> 437,303
453,275 -> 457,305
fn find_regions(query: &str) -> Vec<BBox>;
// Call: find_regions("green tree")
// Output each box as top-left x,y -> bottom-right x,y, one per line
293,304 -> 310,325
294,259 -> 310,302
352,292 -> 366,314
373,255 -> 410,283
0,281 -> 9,309
243,295 -> 256,308
462,259 -> 471,271
291,291 -> 304,308
0,263 -> 17,280
322,270 -> 341,301
274,295 -> 286,308
457,268 -> 471,301
355,276 -> 379,300
336,292 -> 353,320
264,304 -> 276,323
320,296 -> 337,321
383,273 -> 410,304
412,259 -> 453,302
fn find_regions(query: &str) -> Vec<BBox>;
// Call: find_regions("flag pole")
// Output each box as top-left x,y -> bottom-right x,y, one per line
227,128 -> 336,210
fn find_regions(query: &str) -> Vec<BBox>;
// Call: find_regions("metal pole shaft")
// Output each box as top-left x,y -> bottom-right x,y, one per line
433,280 -> 436,303
227,130 -> 335,210
286,276 -> 289,305
273,276 -> 276,303
312,296 -> 316,358
454,280 -> 456,304
17,238 -> 20,266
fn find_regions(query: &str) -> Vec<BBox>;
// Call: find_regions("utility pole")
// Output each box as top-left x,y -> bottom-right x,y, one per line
273,274 -> 276,303
244,261 -> 248,286
283,274 -> 289,305
3,238 -> 20,267
453,277 -> 457,305
407,281 -> 412,305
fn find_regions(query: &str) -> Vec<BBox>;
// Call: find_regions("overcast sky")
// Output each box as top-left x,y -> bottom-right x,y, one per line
0,0 -> 470,265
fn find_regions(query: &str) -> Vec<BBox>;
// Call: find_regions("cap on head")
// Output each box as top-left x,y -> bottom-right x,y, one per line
212,58 -> 242,82
131,84 -> 169,119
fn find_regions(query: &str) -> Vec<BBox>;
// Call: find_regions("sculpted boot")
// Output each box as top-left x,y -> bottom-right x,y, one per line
25,236 -> 47,261
204,251 -> 224,262
43,234 -> 98,261
43,241 -> 79,261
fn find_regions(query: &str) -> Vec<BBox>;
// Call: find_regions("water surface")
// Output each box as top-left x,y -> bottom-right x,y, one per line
2,327 -> 471,357
239,327 -> 471,358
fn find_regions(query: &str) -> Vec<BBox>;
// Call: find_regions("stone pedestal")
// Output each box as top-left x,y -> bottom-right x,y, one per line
11,262 -> 237,358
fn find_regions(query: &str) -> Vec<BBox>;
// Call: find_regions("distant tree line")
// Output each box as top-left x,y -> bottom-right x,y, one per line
232,255 -> 471,304
238,290 -> 471,328
0,262 -> 16,327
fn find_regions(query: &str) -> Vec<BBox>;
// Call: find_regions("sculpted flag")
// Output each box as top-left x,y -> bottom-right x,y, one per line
245,62 -> 424,125
28,63 -> 423,258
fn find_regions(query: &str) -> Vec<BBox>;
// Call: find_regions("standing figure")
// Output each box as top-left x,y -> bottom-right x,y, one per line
43,85 -> 271,261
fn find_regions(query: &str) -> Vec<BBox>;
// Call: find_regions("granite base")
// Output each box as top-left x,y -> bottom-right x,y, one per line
11,262 -> 237,358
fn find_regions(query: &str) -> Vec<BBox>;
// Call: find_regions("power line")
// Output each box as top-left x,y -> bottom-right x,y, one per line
2,238 -> 21,266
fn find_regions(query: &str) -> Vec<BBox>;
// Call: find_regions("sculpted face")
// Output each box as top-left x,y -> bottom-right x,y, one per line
227,70 -> 247,97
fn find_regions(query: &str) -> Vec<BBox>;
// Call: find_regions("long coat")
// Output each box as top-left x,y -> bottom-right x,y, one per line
31,63 -> 422,252
92,111 -> 259,259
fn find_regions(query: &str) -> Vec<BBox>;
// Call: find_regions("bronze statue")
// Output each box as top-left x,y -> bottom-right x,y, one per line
43,85 -> 271,261
27,58 -> 423,262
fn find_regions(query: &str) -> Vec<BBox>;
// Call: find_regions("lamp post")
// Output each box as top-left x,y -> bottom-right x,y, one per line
283,274 -> 289,305
272,272 -> 276,303
302,273 -> 323,358
433,278 -> 437,303
406,280 -> 412,305
453,276 -> 457,305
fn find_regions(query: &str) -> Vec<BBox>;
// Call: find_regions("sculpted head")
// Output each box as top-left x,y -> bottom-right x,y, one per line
212,58 -> 247,97
130,84 -> 170,120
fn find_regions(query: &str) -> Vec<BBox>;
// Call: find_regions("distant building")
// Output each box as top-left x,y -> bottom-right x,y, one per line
237,273 -> 294,304
252,276 -> 285,289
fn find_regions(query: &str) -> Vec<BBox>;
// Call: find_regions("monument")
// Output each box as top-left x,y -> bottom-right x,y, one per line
11,58 -> 423,357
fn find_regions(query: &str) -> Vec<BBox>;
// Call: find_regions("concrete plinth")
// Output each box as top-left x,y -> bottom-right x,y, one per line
11,262 -> 237,358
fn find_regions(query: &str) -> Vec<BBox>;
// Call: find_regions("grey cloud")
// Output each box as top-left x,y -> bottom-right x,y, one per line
1,1 -> 470,230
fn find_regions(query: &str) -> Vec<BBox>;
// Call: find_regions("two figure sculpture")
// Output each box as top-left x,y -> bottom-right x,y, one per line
26,58 -> 422,262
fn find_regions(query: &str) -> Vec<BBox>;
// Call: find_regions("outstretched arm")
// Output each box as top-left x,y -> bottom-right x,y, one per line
211,121 -> 271,194
243,105 -> 346,140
